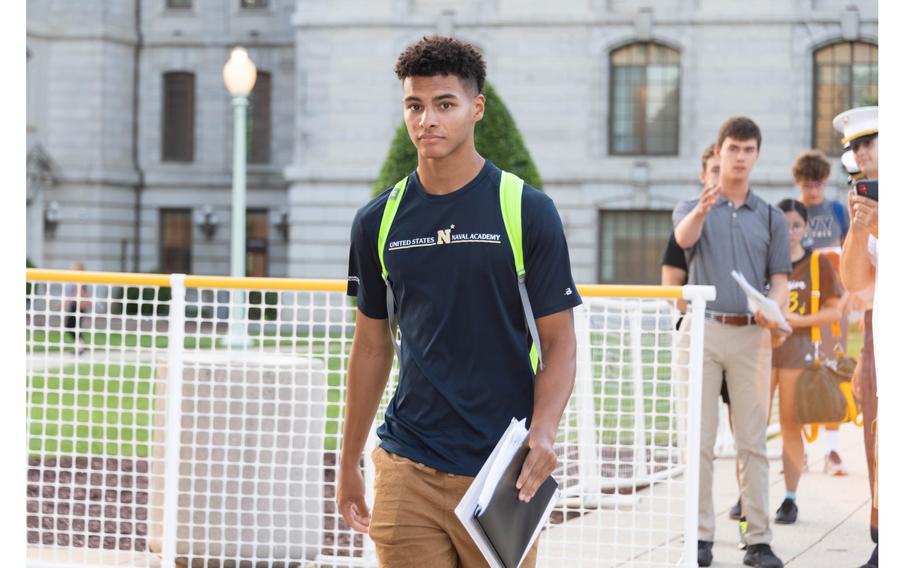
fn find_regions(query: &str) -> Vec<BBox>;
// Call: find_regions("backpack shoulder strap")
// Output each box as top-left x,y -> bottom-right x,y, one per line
499,171 -> 543,373
810,250 -> 822,349
377,175 -> 410,363
832,200 -> 849,236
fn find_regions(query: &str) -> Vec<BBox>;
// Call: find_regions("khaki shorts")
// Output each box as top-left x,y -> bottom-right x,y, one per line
368,447 -> 539,568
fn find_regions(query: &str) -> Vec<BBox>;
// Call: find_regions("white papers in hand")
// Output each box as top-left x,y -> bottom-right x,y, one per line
730,270 -> 792,333
454,417 -> 558,568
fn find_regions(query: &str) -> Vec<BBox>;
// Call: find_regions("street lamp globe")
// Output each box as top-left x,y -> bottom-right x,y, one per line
223,47 -> 257,96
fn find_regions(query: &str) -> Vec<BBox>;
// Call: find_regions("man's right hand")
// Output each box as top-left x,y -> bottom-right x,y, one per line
695,184 -> 721,216
337,463 -> 371,533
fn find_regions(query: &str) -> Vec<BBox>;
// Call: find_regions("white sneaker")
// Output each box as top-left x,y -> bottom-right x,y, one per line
824,451 -> 847,476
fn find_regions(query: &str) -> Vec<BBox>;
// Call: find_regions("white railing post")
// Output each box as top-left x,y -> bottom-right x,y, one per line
573,304 -> 600,504
683,286 -> 711,568
161,274 -> 187,568
629,303 -> 647,482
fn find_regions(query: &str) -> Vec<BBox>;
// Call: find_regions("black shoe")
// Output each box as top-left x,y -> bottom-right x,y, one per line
774,497 -> 798,524
743,543 -> 783,568
858,544 -> 878,567
729,498 -> 742,520
697,540 -> 713,567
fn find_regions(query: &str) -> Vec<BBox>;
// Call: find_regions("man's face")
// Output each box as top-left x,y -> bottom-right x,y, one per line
716,137 -> 760,182
699,155 -> 720,187
852,136 -> 878,179
797,178 -> 827,206
402,74 -> 484,161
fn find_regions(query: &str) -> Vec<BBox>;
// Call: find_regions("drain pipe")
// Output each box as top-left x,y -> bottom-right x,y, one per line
131,0 -> 145,272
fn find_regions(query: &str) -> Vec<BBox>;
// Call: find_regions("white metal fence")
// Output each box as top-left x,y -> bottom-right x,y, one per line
25,270 -> 713,568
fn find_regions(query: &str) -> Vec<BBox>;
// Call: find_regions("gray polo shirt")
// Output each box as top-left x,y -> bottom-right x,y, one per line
672,190 -> 791,314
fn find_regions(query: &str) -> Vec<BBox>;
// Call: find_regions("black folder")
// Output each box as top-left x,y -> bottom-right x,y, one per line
473,445 -> 558,568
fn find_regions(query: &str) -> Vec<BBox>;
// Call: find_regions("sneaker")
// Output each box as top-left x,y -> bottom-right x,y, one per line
697,540 -> 713,567
729,498 -> 742,520
774,497 -> 798,524
825,450 -> 847,476
743,543 -> 783,568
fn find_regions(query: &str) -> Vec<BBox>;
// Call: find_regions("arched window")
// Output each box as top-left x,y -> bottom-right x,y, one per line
609,42 -> 680,156
813,41 -> 877,155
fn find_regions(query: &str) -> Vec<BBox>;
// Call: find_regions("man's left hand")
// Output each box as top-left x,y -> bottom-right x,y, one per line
516,430 -> 558,503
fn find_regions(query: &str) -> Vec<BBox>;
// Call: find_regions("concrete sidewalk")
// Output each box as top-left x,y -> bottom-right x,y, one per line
710,422 -> 874,567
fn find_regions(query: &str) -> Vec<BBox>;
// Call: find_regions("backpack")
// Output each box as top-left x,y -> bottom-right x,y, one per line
376,171 -> 544,373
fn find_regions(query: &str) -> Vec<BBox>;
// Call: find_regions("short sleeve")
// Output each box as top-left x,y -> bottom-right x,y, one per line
768,207 -> 792,276
661,232 -> 687,271
346,206 -> 389,319
818,254 -> 844,303
672,199 -> 698,227
521,187 -> 583,318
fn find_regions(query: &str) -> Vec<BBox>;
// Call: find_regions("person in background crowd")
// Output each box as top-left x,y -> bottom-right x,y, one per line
660,145 -> 746,522
64,260 -> 91,355
674,117 -> 790,568
834,105 -> 878,568
768,199 -> 843,525
792,150 -> 861,476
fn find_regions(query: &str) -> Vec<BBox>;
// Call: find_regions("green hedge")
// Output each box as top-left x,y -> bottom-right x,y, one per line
373,83 -> 543,196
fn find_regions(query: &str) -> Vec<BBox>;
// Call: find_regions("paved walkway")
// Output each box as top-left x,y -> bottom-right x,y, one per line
710,422 -> 873,567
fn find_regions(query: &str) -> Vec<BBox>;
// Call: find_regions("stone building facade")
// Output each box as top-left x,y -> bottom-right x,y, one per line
27,0 -> 878,285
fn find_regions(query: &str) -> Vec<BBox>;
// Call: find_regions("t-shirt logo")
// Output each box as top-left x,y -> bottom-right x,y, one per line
437,225 -> 455,245
565,288 -> 573,296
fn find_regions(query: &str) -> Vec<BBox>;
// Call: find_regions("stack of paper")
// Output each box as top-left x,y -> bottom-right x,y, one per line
454,418 -> 559,568
730,270 -> 793,333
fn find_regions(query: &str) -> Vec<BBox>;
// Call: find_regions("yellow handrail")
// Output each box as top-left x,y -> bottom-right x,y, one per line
26,269 -> 683,298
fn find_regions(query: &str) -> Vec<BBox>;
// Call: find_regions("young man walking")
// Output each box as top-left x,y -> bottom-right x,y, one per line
337,36 -> 581,567
674,117 -> 791,568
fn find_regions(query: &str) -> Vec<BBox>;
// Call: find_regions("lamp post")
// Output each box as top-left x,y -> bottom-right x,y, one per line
223,47 -> 257,346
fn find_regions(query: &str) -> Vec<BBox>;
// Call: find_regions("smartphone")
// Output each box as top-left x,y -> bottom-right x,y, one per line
854,180 -> 878,202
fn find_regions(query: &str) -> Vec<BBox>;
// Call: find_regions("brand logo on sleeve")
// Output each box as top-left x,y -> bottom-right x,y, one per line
388,224 -> 502,251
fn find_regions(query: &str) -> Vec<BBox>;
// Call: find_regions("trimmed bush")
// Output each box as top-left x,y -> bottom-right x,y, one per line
373,83 -> 543,195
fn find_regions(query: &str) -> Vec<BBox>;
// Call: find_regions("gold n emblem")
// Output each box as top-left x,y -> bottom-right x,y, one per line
436,228 -> 451,244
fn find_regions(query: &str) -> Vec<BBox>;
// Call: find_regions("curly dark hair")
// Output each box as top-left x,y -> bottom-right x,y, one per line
792,149 -> 831,182
394,35 -> 486,94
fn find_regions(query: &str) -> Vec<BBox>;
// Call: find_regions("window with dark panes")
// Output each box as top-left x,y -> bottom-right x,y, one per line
609,43 -> 680,156
246,209 -> 269,277
166,0 -> 192,8
160,209 -> 192,274
813,42 -> 878,155
162,72 -> 195,162
247,71 -> 271,164
599,210 -> 673,284
241,0 -> 268,8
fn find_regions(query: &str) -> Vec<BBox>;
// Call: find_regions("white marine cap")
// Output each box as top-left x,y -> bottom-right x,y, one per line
832,106 -> 878,148
841,150 -> 861,174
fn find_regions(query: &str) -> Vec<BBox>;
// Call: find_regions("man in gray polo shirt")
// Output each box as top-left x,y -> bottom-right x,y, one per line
674,117 -> 791,568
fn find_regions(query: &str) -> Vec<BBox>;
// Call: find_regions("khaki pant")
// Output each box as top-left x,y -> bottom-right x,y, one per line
369,447 -> 539,568
697,320 -> 773,545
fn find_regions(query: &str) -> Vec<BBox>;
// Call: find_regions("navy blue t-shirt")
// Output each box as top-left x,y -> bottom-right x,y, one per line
346,160 -> 582,476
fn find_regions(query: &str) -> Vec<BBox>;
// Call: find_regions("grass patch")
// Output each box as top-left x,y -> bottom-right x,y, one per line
27,364 -> 156,458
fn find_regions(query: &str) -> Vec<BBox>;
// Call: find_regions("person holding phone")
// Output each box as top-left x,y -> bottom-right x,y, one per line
833,105 -> 878,568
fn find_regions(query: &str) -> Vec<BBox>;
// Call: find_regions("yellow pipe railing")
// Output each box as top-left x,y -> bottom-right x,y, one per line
26,269 -> 684,298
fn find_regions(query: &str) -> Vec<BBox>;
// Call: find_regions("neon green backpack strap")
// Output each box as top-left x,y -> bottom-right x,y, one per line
499,171 -> 543,373
377,175 -> 409,362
